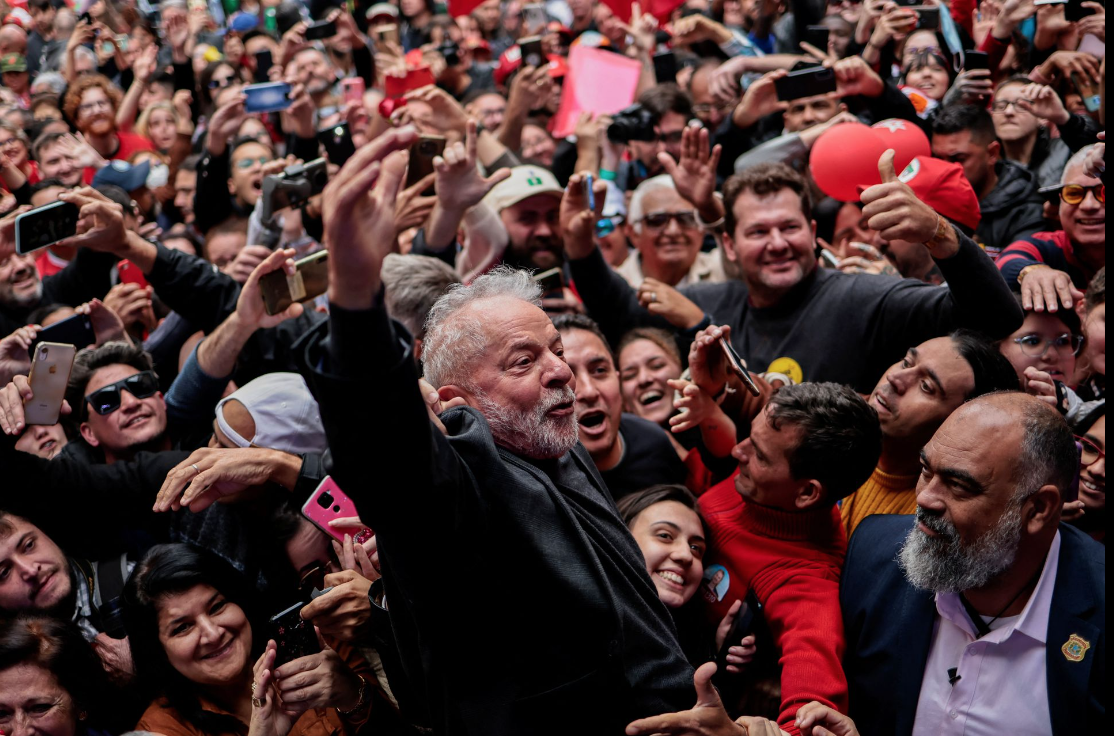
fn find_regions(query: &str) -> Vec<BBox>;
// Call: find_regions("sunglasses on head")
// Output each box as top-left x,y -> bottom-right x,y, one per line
84,370 -> 159,416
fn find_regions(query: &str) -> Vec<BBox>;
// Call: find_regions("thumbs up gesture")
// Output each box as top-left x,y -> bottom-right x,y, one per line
860,150 -> 959,258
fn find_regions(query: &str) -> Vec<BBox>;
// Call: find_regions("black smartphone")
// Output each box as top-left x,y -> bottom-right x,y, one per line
259,250 -> 329,316
532,267 -> 565,296
253,48 -> 274,84
652,51 -> 677,83
805,25 -> 830,52
261,158 -> 330,221
911,6 -> 940,30
406,135 -> 446,195
964,51 -> 989,71
519,35 -> 545,68
268,602 -> 321,666
774,66 -> 837,102
14,201 -> 80,255
719,337 -> 762,397
317,121 -> 356,167
304,19 -> 337,40
715,598 -> 756,674
28,313 -> 95,358
1065,0 -> 1101,22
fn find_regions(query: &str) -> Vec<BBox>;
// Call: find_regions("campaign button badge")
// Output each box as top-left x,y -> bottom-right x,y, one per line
1061,634 -> 1091,662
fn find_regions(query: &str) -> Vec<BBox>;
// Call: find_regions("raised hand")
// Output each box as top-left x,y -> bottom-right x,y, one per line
861,150 -> 954,256
713,600 -> 758,674
637,278 -> 706,330
1015,83 -> 1070,125
55,188 -> 127,254
206,96 -> 248,156
322,125 -> 419,309
689,324 -> 732,398
103,283 -> 154,329
0,374 -> 72,436
659,126 -> 723,221
75,298 -> 128,345
0,325 -> 37,386
559,171 -> 606,260
300,568 -> 375,641
434,120 -> 511,214
223,244 -> 273,284
795,702 -> 862,736
236,248 -> 304,329
153,447 -> 296,513
248,642 -> 296,736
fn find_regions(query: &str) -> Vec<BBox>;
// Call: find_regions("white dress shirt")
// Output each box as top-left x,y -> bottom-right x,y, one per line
912,531 -> 1060,736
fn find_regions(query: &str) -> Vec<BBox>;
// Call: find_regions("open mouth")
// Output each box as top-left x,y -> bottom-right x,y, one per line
122,414 -> 151,429
1080,477 -> 1105,494
872,391 -> 892,415
547,400 -> 574,417
639,389 -> 664,407
578,409 -> 608,436
39,439 -> 57,453
1075,217 -> 1104,227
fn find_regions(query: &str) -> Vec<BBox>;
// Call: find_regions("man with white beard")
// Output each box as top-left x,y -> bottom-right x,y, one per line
293,128 -> 695,735
841,392 -> 1105,736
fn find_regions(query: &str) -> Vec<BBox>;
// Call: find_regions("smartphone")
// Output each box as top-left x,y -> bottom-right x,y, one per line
372,23 -> 400,46
805,25 -> 830,52
317,121 -> 356,167
714,598 -> 755,674
25,342 -> 76,426
304,18 -> 337,40
1072,73 -> 1101,113
301,476 -> 361,543
964,51 -> 989,71
1065,0 -> 1101,21
341,77 -> 365,107
532,267 -> 565,296
519,36 -> 545,68
118,259 -> 149,289
774,66 -> 837,102
522,3 -> 548,33
253,48 -> 274,84
1032,0 -> 1067,4
242,82 -> 292,114
819,249 -> 841,268
268,602 -> 321,666
405,134 -> 446,194
259,250 -> 329,316
14,201 -> 80,255
28,313 -> 95,359
910,6 -> 940,30
719,337 -> 762,397
652,51 -> 677,83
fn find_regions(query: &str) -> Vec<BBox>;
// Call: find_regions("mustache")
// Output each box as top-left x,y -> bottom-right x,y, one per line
540,386 -> 576,413
915,507 -> 957,541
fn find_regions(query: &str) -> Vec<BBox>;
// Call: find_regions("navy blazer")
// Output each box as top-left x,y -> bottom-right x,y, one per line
841,515 -> 1105,735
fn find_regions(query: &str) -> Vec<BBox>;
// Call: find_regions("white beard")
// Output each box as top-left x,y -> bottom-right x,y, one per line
474,386 -> 579,459
898,504 -> 1023,593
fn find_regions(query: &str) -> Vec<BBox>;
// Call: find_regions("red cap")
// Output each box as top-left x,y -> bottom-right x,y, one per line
898,156 -> 981,232
546,21 -> 574,40
546,53 -> 568,79
494,46 -> 522,87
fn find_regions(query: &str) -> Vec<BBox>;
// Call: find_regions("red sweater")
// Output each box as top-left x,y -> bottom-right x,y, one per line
698,475 -> 848,736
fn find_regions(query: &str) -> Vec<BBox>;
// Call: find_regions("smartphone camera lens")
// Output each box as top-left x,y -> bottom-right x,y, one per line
333,504 -> 341,512
317,492 -> 333,508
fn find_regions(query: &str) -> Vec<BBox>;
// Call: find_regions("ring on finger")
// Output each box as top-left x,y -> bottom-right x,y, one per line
252,695 -> 265,708
191,463 -> 201,475
650,291 -> 658,303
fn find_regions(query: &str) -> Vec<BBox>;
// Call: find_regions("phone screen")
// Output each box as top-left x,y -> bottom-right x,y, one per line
15,202 -> 80,255
29,314 -> 95,358
242,82 -> 292,114
774,66 -> 837,101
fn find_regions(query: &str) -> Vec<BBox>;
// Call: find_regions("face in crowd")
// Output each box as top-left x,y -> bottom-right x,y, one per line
79,364 -> 169,463
619,336 -> 683,427
627,499 -> 706,609
1000,311 -> 1079,388
629,111 -> 686,174
561,326 -> 624,471
75,85 -> 117,137
724,186 -> 817,299
0,252 -> 42,310
626,185 -> 703,284
228,140 -> 273,207
155,583 -> 253,688
35,139 -> 82,187
500,194 -> 563,270
1058,159 -> 1105,259
0,514 -> 72,614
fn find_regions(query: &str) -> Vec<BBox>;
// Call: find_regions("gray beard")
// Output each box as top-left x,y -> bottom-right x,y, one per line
474,386 -> 579,460
898,504 -> 1023,593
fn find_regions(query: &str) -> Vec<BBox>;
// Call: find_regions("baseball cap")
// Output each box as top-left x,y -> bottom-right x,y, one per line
215,373 -> 328,455
92,159 -> 151,192
482,166 -> 564,212
221,12 -> 259,35
367,3 -> 400,22
0,53 -> 27,74
898,155 -> 981,233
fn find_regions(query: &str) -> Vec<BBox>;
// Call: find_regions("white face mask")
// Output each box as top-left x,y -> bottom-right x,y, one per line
146,163 -> 169,189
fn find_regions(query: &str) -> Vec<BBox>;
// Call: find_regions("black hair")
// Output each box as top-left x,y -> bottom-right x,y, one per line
932,104 -> 997,145
552,313 -> 614,361
638,82 -> 694,122
121,544 -> 264,734
65,341 -> 155,423
616,484 -> 706,534
25,302 -> 71,326
949,329 -> 1021,399
765,382 -> 882,502
1010,292 -> 1082,337
29,177 -> 68,196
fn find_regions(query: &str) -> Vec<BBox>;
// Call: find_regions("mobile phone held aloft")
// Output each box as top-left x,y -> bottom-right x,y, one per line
301,476 -> 361,543
28,313 -> 95,359
25,342 -> 76,426
242,82 -> 292,114
318,121 -> 356,167
908,6 -> 940,30
406,135 -> 446,194
260,250 -> 329,316
14,201 -> 80,255
774,66 -> 836,102
304,18 -> 337,40
261,158 -> 329,222
269,602 -> 321,667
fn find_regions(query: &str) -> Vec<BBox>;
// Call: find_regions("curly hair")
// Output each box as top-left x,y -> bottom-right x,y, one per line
61,74 -> 122,124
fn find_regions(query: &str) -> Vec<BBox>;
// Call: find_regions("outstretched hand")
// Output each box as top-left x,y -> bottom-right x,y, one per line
625,662 -> 748,735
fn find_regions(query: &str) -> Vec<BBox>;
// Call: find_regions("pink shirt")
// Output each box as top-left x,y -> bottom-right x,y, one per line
912,532 -> 1060,736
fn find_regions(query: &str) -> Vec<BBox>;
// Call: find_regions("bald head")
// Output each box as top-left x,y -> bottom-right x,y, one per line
0,25 -> 27,55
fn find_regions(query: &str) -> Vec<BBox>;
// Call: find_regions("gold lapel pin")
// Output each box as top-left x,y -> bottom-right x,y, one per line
1061,634 -> 1091,662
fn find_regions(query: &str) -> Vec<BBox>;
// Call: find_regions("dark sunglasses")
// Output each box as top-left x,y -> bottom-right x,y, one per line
639,211 -> 698,230
84,370 -> 159,416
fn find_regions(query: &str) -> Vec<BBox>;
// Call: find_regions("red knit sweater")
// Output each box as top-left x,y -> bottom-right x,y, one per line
698,474 -> 849,736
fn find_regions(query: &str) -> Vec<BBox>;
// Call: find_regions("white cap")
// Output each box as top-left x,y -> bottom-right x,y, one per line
216,373 -> 326,455
482,165 -> 564,213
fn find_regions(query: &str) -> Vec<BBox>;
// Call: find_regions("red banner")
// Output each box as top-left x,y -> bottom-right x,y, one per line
601,0 -> 686,23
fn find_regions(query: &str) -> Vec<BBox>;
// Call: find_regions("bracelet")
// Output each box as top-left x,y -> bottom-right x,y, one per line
694,209 -> 726,232
1018,264 -> 1051,284
712,382 -> 736,405
924,214 -> 950,248
337,675 -> 368,717
598,168 -> 617,182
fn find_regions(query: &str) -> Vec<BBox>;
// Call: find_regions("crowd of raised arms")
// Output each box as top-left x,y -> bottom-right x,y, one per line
0,0 -> 1105,734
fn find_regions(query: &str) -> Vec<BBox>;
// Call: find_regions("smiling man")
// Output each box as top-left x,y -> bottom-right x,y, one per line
842,331 -> 1020,537
554,314 -> 687,500
842,392 -> 1105,735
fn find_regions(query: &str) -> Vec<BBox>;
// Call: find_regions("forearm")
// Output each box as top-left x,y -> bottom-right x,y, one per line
197,313 -> 256,379
423,203 -> 467,251
572,138 -> 600,177
934,229 -> 1024,337
116,77 -> 143,130
698,406 -> 737,458
143,243 -> 244,332
476,129 -> 511,170
495,99 -> 529,152
567,247 -> 670,345
165,341 -> 236,424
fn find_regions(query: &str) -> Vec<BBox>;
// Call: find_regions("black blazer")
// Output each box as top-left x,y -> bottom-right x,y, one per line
841,515 -> 1105,736
298,303 -> 694,735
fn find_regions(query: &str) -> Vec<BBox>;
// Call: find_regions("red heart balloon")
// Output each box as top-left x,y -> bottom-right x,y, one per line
809,122 -> 890,202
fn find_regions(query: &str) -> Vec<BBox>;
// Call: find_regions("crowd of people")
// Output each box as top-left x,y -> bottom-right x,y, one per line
0,0 -> 1105,734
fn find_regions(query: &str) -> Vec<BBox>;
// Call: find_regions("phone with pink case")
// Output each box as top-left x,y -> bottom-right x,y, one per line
301,476 -> 360,543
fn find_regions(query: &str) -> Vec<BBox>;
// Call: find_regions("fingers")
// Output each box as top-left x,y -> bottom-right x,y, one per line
877,148 -> 898,184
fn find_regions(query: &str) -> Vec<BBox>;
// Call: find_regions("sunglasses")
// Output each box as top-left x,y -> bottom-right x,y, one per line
639,211 -> 698,230
1012,333 -> 1084,358
1056,183 -> 1105,206
208,76 -> 235,90
84,370 -> 159,416
1076,435 -> 1105,467
235,156 -> 271,169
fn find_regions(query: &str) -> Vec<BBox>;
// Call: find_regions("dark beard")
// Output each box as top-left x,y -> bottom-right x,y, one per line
502,237 -> 563,271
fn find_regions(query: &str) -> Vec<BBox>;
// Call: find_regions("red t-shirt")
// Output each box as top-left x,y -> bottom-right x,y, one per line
81,131 -> 156,183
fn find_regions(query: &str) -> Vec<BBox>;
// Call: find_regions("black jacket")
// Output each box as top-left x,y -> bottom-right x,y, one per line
975,160 -> 1046,255
841,515 -> 1105,736
0,249 -> 117,336
297,301 -> 695,735
568,227 -> 1023,393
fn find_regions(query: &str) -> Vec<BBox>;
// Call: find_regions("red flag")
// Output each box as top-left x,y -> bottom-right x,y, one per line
446,0 -> 487,18
601,0 -> 686,23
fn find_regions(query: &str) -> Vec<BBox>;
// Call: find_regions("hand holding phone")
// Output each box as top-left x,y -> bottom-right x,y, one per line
242,82 -> 292,114
773,66 -> 837,102
260,251 -> 329,316
301,476 -> 361,543
28,313 -> 95,359
269,602 -> 321,666
14,201 -> 80,255
719,338 -> 762,397
25,342 -> 76,426
406,135 -> 446,193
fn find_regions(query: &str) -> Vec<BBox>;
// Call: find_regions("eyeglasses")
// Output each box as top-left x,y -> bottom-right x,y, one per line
1012,333 -> 1084,358
234,156 -> 271,169
1076,435 -> 1106,467
1056,183 -> 1105,205
208,76 -> 235,90
84,370 -> 159,416
77,99 -> 112,115
0,137 -> 20,148
652,130 -> 685,145
692,101 -> 736,114
638,211 -> 698,230
905,45 -> 941,57
595,215 -> 624,238
990,99 -> 1030,114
